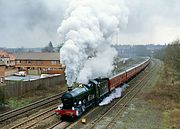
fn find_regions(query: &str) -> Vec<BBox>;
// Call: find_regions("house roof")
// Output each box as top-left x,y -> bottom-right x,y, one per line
13,52 -> 60,61
0,50 -> 9,58
0,50 -> 15,60
9,54 -> 16,60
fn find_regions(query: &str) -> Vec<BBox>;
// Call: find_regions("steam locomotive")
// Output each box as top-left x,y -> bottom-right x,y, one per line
55,58 -> 150,119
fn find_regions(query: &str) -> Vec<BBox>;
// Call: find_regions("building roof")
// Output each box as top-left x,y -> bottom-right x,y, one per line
9,54 -> 16,60
13,52 -> 60,61
0,50 -> 15,60
0,50 -> 9,58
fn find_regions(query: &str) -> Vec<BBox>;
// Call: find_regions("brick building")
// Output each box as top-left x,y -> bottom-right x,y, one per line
0,61 -> 5,83
13,52 -> 64,75
0,50 -> 15,67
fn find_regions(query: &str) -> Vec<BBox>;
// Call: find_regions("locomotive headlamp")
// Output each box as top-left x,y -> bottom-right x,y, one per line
76,110 -> 79,116
72,107 -> 75,110
79,84 -> 83,87
58,104 -> 63,110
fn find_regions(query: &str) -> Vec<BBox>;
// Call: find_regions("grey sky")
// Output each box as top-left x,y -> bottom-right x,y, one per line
0,0 -> 180,48
118,0 -> 180,44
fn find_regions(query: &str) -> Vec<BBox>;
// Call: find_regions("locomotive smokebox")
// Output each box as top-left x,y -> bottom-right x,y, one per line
68,86 -> 73,91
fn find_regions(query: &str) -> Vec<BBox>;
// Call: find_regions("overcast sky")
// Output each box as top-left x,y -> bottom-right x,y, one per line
0,0 -> 180,48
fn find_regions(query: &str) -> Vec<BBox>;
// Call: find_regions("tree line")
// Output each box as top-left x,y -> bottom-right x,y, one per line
154,39 -> 180,72
42,41 -> 62,52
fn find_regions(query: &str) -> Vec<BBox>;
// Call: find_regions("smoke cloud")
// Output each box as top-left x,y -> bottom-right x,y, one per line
58,0 -> 129,86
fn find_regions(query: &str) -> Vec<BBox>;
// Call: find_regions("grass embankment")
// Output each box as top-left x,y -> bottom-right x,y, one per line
145,65 -> 180,129
147,40 -> 180,129
0,84 -> 67,113
113,59 -> 179,129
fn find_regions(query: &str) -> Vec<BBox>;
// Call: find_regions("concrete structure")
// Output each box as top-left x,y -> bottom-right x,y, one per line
0,61 -> 5,83
13,52 -> 64,75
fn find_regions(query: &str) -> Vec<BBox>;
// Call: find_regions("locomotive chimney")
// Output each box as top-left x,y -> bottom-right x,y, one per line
68,86 -> 72,91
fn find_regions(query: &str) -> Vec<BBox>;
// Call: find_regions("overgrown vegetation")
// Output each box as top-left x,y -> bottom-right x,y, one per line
155,39 -> 180,72
147,39 -> 180,128
153,39 -> 180,105
0,88 -> 5,105
7,98 -> 33,109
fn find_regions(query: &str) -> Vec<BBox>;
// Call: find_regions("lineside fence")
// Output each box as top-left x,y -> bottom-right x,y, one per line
0,75 -> 65,100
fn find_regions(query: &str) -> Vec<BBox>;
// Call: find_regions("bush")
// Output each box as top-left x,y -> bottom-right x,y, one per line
0,88 -> 5,105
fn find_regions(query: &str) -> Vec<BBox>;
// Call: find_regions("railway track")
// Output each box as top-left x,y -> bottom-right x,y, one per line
9,104 -> 58,129
47,121 -> 70,129
0,91 -> 65,123
15,59 -> 157,129
66,59 -> 159,129
87,60 -> 159,129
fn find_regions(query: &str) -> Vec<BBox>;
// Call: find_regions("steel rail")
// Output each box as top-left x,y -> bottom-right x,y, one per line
47,121 -> 70,129
9,105 -> 58,129
88,60 -> 157,129
104,67 -> 157,128
69,61 -> 153,129
0,91 -> 65,122
47,121 -> 63,129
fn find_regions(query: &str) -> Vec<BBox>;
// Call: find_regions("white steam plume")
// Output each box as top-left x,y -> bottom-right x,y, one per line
58,0 -> 129,86
99,83 -> 129,106
99,87 -> 122,106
